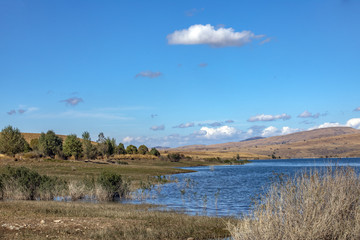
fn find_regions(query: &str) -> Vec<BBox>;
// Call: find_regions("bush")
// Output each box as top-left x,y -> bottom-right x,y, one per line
149,147 -> 161,157
0,166 -> 66,200
167,153 -> 183,162
138,145 -> 149,155
228,166 -> 360,240
126,145 -> 138,154
97,172 -> 130,201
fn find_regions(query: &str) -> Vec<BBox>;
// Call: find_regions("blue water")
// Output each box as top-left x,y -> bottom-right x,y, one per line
126,158 -> 360,217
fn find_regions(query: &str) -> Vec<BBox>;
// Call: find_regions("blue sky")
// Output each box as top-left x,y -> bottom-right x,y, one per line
1,0 -> 360,147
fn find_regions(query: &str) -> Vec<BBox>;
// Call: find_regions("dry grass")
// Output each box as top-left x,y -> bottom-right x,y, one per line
228,166 -> 360,240
0,201 -> 233,239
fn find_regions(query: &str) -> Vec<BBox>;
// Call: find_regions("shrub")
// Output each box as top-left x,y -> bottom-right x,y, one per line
1,166 -> 66,200
126,145 -> 138,154
97,172 -> 130,201
228,166 -> 360,240
138,145 -> 149,155
167,153 -> 183,162
149,147 -> 161,157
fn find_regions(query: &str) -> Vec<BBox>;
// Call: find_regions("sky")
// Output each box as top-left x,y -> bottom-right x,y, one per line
1,0 -> 360,148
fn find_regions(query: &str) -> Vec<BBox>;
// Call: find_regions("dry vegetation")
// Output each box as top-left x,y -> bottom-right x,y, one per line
0,201 -> 233,239
228,166 -> 360,240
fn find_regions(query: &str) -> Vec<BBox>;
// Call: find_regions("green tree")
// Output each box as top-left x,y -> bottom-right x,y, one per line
38,130 -> 63,157
63,134 -> 83,159
149,147 -> 161,157
30,138 -> 39,151
138,145 -> 149,155
126,145 -> 138,154
116,143 -> 126,154
0,125 -> 28,156
82,131 -> 97,159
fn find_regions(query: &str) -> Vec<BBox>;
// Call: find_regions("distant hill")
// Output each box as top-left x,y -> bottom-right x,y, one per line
171,127 -> 360,159
241,136 -> 265,142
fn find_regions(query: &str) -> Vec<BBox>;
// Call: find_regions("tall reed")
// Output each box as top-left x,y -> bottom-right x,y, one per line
228,166 -> 360,240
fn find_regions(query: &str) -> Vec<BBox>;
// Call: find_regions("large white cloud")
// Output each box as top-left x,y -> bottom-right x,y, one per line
248,113 -> 291,122
200,125 -> 238,139
167,24 -> 264,47
346,118 -> 360,129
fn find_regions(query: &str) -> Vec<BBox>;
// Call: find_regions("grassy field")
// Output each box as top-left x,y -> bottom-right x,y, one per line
0,201 -> 233,239
0,155 -> 242,239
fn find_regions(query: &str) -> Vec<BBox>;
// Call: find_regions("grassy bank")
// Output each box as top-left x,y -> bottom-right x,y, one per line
0,200 -> 233,239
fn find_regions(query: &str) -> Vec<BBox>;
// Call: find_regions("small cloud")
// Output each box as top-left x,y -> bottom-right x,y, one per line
298,110 -> 321,119
198,63 -> 208,67
185,8 -> 204,17
300,120 -> 316,125
209,122 -> 222,127
260,37 -> 271,45
173,122 -> 195,128
135,71 -> 162,79
7,110 -> 16,115
354,107 -> 360,112
151,114 -> 158,118
123,136 -> 134,143
61,97 -> 83,106
248,113 -> 291,122
18,109 -> 26,114
150,125 -> 165,131
167,24 -> 265,48
225,120 -> 234,123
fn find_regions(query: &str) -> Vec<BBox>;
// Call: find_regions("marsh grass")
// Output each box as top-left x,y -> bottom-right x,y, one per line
228,166 -> 360,240
0,166 -> 131,202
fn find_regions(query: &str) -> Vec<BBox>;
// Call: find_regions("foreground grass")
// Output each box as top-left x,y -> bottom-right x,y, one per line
0,200 -> 233,239
228,166 -> 360,240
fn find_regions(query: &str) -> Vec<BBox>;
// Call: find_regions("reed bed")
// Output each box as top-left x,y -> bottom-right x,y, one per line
228,166 -> 360,240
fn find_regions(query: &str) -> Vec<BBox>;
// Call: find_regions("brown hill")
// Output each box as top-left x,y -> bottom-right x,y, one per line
22,133 -> 68,143
171,127 -> 360,159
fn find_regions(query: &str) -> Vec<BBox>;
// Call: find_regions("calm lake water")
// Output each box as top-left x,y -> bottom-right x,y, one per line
126,158 -> 360,217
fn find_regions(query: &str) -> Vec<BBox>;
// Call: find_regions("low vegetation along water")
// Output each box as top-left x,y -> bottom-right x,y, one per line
127,158 -> 360,216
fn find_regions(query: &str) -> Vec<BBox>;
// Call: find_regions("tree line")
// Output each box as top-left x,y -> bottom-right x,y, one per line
0,125 -> 160,159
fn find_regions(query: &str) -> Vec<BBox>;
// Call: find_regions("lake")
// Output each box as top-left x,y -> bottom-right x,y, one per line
126,158 -> 360,217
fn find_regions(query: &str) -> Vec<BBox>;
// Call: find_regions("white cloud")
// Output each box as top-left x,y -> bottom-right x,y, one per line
150,125 -> 165,131
248,113 -> 291,122
310,122 -> 342,130
261,126 -> 278,137
123,136 -> 134,143
135,71 -> 162,78
261,126 -> 300,137
298,110 -> 318,118
167,24 -> 264,47
346,118 -> 360,129
200,125 -> 238,139
281,126 -> 300,135
354,107 -> 360,112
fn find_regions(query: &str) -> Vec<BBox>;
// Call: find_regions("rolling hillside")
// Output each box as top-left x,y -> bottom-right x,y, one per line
171,127 -> 360,159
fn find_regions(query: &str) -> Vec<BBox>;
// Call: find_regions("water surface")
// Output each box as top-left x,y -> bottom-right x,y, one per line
126,158 -> 360,217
